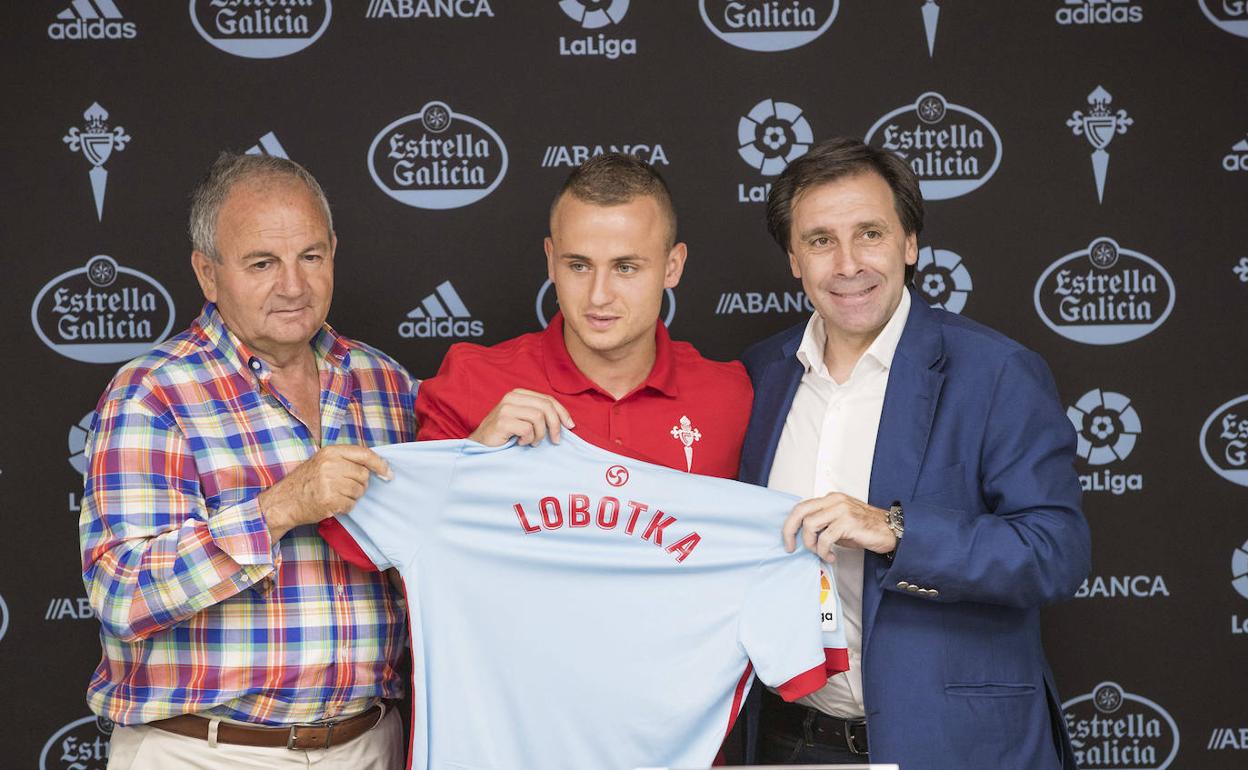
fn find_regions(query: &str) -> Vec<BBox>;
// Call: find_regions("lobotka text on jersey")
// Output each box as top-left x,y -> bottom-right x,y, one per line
512,493 -> 702,563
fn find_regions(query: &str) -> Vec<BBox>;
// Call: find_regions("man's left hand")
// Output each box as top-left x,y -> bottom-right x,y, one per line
782,492 -> 897,561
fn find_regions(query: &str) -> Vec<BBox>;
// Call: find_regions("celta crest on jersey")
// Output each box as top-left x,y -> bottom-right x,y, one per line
670,415 -> 702,472
512,492 -> 703,562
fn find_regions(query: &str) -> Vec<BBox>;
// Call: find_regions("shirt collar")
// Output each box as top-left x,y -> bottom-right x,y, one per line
541,311 -> 678,399
194,302 -> 349,381
795,289 -> 912,380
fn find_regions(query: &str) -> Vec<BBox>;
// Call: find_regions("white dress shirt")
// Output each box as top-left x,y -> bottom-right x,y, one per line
766,290 -> 911,718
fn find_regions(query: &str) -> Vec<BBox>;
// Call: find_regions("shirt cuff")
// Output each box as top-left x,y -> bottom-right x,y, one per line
776,660 -> 833,702
207,498 -> 278,567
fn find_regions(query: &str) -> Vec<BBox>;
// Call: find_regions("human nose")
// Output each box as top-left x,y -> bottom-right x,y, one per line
588,269 -> 613,307
274,261 -> 308,297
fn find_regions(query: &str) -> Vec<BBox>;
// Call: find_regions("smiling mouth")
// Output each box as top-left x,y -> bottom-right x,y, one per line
830,285 -> 878,299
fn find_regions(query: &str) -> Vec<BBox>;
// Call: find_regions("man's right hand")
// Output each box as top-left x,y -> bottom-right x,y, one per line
258,445 -> 393,540
469,389 -> 575,447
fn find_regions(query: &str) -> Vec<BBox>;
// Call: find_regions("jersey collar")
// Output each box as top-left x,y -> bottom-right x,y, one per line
541,311 -> 678,400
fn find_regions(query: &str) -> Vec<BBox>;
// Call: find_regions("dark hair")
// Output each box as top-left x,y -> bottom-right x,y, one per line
551,153 -> 677,247
766,138 -> 923,278
189,151 -> 332,262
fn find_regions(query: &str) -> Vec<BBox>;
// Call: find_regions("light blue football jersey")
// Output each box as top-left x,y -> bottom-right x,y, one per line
336,430 -> 847,770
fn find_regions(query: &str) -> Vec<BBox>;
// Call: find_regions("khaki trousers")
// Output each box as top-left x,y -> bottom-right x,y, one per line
107,707 -> 404,770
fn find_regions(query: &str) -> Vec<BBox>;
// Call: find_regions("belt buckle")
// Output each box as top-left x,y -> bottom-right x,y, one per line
843,719 -> 867,756
287,722 -> 332,751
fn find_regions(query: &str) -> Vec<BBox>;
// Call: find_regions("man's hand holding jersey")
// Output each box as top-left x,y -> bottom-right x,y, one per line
469,388 -> 575,447
258,445 -> 393,540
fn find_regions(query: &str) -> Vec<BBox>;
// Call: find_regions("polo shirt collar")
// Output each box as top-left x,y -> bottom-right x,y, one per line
541,311 -> 678,399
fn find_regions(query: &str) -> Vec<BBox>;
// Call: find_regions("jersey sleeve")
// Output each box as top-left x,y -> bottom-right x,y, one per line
415,344 -> 480,440
330,441 -> 463,573
739,550 -> 844,702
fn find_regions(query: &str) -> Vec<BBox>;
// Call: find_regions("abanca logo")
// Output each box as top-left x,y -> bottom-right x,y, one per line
698,1 -> 839,52
1034,236 -> 1174,345
1063,681 -> 1179,769
369,101 -> 507,209
1200,394 -> 1248,488
190,0 -> 333,59
31,255 -> 176,364
866,91 -> 1002,200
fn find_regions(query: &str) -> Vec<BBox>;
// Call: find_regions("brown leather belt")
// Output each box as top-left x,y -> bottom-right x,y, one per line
148,702 -> 386,750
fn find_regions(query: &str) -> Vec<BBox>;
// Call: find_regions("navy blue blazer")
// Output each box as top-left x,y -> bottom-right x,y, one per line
739,290 -> 1091,770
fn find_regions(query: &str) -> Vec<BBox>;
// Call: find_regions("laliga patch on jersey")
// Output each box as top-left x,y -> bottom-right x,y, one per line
819,567 -> 838,631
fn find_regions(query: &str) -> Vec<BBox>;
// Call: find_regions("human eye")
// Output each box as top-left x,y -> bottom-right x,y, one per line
616,262 -> 638,274
810,236 -> 831,249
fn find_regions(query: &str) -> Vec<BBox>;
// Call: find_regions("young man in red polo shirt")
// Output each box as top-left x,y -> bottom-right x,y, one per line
415,153 -> 752,478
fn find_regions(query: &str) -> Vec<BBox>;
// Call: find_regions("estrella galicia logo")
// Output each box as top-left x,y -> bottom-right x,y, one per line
189,0 -> 332,59
1063,681 -> 1179,769
64,102 -> 129,222
1067,86 -> 1133,203
914,245 -> 972,314
1200,395 -> 1248,488
698,1 -> 839,52
1200,0 -> 1248,38
31,255 -> 176,364
1034,237 -> 1175,345
536,279 -> 675,329
865,92 -> 1002,200
368,101 -> 508,209
40,715 -> 113,770
738,98 -> 813,176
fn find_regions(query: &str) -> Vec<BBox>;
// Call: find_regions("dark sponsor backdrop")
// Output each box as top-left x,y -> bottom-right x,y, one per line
2,2 -> 1246,768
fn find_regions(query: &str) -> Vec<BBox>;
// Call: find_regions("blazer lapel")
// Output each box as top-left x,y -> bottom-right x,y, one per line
740,332 -> 804,486
861,293 -> 946,653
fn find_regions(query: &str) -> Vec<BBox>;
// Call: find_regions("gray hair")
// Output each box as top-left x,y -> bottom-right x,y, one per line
188,152 -> 334,262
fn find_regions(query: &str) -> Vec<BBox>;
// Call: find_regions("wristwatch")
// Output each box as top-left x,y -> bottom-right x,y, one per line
884,501 -> 904,560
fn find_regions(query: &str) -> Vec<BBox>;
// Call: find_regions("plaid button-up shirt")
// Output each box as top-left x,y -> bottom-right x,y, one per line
80,303 -> 416,726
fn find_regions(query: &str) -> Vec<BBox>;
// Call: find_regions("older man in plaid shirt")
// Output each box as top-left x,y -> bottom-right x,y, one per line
79,152 -> 415,768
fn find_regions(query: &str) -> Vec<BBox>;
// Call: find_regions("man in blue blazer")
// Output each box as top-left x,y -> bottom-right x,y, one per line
739,137 -> 1090,769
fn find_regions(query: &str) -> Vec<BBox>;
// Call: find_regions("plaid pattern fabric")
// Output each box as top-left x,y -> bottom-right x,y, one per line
80,303 -> 417,726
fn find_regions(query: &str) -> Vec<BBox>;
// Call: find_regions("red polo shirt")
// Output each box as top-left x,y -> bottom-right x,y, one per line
415,312 -> 753,478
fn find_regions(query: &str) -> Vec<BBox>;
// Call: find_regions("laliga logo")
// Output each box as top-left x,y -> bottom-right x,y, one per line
866,92 -> 1002,200
1063,681 -> 1179,769
914,245 -> 972,314
63,102 -> 129,222
535,279 -> 675,329
369,101 -> 508,210
69,412 -> 95,475
698,1 -> 839,52
559,0 -> 628,29
189,0 -> 333,59
1067,85 -> 1132,203
1234,538 -> 1248,600
1199,394 -> 1248,488
40,715 -> 114,770
1200,0 -> 1248,38
1067,388 -> 1141,466
1034,237 -> 1174,345
31,255 -> 176,364
738,98 -> 813,176
0,592 -> 8,643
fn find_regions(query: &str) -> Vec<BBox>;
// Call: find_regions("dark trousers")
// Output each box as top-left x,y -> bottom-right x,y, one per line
757,690 -> 871,766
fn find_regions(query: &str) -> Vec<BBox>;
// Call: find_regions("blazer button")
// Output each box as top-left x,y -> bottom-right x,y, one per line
928,589 -> 939,598
906,584 -> 920,593
897,581 -> 910,590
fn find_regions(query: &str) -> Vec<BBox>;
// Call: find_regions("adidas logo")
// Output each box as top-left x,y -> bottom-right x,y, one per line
1225,134 -> 1248,172
246,132 -> 289,159
398,281 -> 484,338
49,0 -> 138,39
